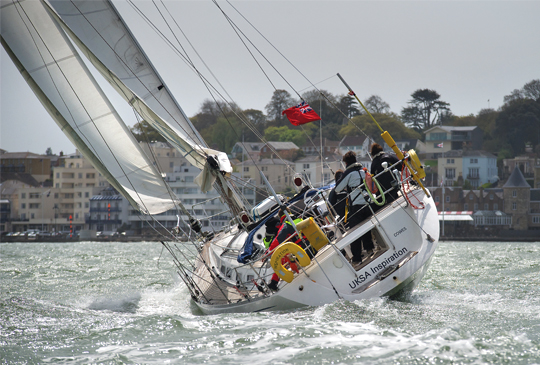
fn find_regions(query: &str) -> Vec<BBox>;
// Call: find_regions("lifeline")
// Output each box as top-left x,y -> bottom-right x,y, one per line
370,248 -> 408,274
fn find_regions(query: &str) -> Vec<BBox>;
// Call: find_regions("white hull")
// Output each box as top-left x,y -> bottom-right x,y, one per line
191,188 -> 439,314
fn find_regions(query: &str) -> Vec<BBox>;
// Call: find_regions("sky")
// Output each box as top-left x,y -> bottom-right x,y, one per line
1,0 -> 539,155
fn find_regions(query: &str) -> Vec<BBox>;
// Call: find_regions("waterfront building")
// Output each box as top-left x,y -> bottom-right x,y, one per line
424,126 -> 483,158
337,135 -> 371,157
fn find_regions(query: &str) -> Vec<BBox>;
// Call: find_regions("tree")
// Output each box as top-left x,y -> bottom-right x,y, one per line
401,89 -> 450,131
301,89 -> 343,125
264,126 -> 306,147
265,89 -> 295,126
45,147 -> 53,156
523,79 -> 540,102
339,113 -> 421,143
494,98 -> 540,156
336,94 -> 361,123
131,120 -> 166,143
364,95 -> 390,114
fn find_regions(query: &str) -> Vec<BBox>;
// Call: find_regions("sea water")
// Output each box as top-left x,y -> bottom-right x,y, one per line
1,240 -> 540,364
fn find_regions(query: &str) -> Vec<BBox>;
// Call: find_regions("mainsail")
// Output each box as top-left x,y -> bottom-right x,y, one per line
0,0 -> 176,215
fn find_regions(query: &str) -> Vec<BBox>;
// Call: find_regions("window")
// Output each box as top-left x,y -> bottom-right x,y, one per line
261,166 -> 268,172
54,193 -> 59,199
490,194 -> 494,200
303,164 -> 310,169
464,203 -> 468,210
469,194 -> 473,200
21,193 -> 26,199
243,167 -> 249,172
278,176 -> 281,183
512,202 -> 517,210
169,162 -> 173,168
78,173 -> 83,179
56,173 -> 60,178
185,176 -> 194,183
435,196 -> 440,202
484,204 -> 489,210
445,168 -> 455,179
474,204 -> 478,211
470,158 -> 478,163
85,203 -> 89,208
533,217 -> 540,224
446,159 -> 454,164
29,193 -> 40,199
512,190 -> 517,197
29,203 -> 39,209
85,192 -> 89,198
430,132 -> 447,140
21,203 -> 26,209
446,196 -> 450,203
468,168 -> 479,178
494,203 -> 498,210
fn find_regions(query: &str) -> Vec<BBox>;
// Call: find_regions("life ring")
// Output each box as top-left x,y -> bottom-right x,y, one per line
270,242 -> 311,283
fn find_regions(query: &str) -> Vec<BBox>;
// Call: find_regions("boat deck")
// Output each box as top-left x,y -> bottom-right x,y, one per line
193,242 -> 264,305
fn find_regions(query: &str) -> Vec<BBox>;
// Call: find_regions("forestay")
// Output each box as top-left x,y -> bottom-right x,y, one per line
0,0 -> 176,214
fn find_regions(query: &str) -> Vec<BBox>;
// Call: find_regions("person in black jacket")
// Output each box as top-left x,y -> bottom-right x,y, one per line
328,169 -> 346,220
370,143 -> 403,204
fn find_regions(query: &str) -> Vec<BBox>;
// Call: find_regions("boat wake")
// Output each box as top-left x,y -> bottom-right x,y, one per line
87,292 -> 141,313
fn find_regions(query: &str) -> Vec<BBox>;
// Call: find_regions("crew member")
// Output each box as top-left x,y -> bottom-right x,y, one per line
328,169 -> 346,219
334,151 -> 374,264
370,143 -> 403,205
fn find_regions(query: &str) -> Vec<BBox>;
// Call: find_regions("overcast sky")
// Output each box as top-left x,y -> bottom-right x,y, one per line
1,0 -> 539,155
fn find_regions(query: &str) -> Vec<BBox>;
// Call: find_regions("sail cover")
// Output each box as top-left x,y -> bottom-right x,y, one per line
0,0 -> 176,215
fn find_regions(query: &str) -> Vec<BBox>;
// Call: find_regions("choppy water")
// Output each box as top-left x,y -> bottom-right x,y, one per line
1,240 -> 540,364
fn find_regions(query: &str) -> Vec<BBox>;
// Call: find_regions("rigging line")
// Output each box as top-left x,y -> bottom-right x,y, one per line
210,0 -> 277,91
223,2 -> 375,145
158,0 -> 236,103
223,0 -> 306,99
298,74 -> 338,93
13,1 -> 158,218
156,1 -> 292,172
130,111 -> 196,231
130,0 -> 293,171
69,0 -> 206,152
127,0 -> 287,179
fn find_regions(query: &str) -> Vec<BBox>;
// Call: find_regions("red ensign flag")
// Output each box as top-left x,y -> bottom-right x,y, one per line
282,101 -> 321,126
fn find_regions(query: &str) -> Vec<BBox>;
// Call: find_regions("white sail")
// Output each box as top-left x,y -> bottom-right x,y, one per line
0,0 -> 176,215
46,0 -> 215,169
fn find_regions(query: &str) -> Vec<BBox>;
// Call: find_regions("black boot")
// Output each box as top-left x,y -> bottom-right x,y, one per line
267,280 -> 279,291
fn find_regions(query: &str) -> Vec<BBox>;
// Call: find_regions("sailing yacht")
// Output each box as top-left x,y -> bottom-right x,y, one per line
0,0 -> 439,314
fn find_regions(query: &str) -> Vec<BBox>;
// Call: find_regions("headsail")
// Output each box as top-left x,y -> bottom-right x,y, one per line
46,0 -> 247,215
46,0 -> 210,169
0,0 -> 176,215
